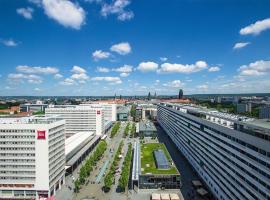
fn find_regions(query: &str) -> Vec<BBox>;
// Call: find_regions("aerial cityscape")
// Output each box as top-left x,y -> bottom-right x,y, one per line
0,0 -> 270,200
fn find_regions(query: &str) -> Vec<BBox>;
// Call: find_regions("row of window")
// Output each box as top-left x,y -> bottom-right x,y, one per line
158,106 -> 270,200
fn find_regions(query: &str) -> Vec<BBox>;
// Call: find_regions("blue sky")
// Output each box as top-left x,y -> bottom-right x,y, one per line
0,0 -> 270,96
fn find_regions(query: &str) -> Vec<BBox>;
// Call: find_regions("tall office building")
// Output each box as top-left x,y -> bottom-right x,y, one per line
157,103 -> 270,200
259,106 -> 270,119
0,116 -> 65,199
80,103 -> 117,122
45,105 -> 104,137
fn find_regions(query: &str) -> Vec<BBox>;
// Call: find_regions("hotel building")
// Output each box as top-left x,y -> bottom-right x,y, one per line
0,116 -> 66,199
157,103 -> 270,200
45,105 -> 104,137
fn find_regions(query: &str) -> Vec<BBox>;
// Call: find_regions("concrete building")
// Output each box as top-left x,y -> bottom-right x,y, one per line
20,103 -> 48,113
236,103 -> 252,113
157,103 -> 270,200
80,102 -> 117,122
259,106 -> 270,119
138,121 -> 157,138
117,106 -> 129,121
45,105 -> 104,137
132,142 -> 181,190
0,116 -> 66,199
65,132 -> 100,173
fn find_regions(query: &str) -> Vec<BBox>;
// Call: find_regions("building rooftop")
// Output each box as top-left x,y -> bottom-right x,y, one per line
154,149 -> 170,169
0,115 -> 62,124
117,106 -> 129,114
139,121 -> 157,132
140,143 -> 179,175
65,132 -> 94,156
160,102 -> 270,134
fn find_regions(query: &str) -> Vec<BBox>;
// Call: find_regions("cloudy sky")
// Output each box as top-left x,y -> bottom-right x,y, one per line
0,0 -> 270,96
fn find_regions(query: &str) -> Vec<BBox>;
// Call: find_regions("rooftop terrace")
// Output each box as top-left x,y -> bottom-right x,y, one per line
140,143 -> 179,175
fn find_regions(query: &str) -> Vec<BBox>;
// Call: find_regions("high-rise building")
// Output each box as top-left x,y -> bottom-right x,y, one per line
0,116 -> 66,199
45,105 -> 104,137
236,103 -> 252,113
157,103 -> 270,200
259,106 -> 270,119
178,89 -> 183,99
80,103 -> 117,122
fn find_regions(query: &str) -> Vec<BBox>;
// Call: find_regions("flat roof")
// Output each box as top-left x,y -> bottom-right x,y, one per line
139,121 -> 157,132
132,141 -> 141,181
65,132 -> 94,156
154,149 -> 170,169
66,134 -> 100,166
140,143 -> 179,175
0,115 -> 62,124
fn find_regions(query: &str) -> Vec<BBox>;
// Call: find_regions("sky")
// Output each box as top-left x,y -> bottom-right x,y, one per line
0,0 -> 270,96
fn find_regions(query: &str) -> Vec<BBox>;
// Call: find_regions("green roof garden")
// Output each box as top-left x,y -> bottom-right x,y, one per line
140,143 -> 179,175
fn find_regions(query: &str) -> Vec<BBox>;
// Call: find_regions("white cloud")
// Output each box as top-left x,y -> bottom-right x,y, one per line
233,42 -> 250,49
160,57 -> 168,62
120,72 -> 129,77
70,73 -> 89,80
197,84 -> 208,90
8,73 -> 43,84
110,42 -> 131,55
42,0 -> 86,30
240,18 -> 270,35
17,7 -> 34,19
28,0 -> 42,6
16,65 -> 59,74
113,65 -> 133,73
238,60 -> 270,76
117,11 -> 134,21
92,50 -> 110,60
208,66 -> 220,72
158,61 -> 208,73
34,87 -> 41,91
137,62 -> 158,72
101,0 -> 134,21
163,80 -> 183,88
92,76 -> 122,84
97,67 -> 110,73
60,78 -> 76,85
71,66 -> 86,74
1,39 -> 18,47
54,73 -> 63,79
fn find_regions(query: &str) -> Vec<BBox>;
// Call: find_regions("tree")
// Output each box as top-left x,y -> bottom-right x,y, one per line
74,179 -> 80,193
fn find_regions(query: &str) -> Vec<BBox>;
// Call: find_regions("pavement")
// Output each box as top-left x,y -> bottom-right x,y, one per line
55,121 -> 207,200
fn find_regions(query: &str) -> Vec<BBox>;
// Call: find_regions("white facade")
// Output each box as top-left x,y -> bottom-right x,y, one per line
80,103 -> 117,122
0,116 -> 65,199
45,106 -> 104,137
158,103 -> 270,200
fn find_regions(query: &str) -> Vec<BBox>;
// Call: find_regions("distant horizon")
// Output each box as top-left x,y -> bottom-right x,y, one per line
1,92 -> 270,98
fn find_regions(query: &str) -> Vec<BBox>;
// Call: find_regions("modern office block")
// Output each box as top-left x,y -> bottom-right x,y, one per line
45,105 -> 104,137
259,106 -> 270,119
157,103 -> 270,200
0,116 -> 66,199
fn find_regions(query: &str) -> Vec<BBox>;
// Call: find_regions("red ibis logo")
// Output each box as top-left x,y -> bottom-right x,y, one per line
37,130 -> 46,139
97,110 -> 101,115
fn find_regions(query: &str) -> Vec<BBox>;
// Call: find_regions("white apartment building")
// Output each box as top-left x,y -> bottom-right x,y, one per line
45,105 -> 104,137
0,116 -> 66,199
80,102 -> 117,122
157,103 -> 270,200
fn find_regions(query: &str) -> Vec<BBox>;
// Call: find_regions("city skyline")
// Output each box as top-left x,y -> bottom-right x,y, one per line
1,0 -> 270,96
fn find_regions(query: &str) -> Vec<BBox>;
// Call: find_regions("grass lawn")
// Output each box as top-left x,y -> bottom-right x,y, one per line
140,143 -> 179,175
